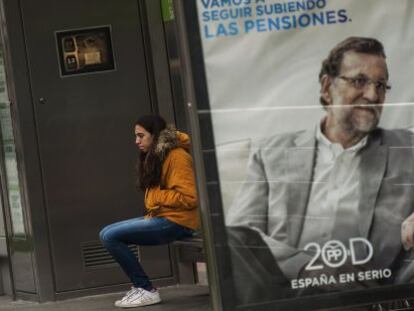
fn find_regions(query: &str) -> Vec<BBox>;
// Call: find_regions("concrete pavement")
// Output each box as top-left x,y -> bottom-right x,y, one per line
0,285 -> 210,311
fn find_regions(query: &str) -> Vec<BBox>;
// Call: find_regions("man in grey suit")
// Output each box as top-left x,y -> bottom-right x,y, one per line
226,37 -> 414,305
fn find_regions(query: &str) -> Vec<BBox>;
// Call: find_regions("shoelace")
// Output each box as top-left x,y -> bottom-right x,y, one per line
122,287 -> 142,302
125,288 -> 146,302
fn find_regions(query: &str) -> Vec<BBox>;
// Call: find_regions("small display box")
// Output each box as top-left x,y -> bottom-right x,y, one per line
56,26 -> 115,76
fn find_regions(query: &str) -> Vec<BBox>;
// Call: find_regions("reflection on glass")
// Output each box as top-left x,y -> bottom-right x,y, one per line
0,46 -> 26,237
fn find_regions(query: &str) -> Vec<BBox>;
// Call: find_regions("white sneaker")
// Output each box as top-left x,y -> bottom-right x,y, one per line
114,287 -> 140,307
117,288 -> 161,308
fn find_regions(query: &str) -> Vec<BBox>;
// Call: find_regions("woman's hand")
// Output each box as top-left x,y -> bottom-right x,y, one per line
146,204 -> 161,217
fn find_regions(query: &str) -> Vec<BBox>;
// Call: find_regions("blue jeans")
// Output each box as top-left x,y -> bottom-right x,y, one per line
99,217 -> 194,289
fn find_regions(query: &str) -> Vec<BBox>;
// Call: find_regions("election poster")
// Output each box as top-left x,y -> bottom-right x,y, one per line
190,0 -> 414,309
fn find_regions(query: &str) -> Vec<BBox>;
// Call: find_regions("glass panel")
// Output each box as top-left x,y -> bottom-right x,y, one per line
192,0 -> 414,309
0,44 -> 26,237
0,185 -> 4,237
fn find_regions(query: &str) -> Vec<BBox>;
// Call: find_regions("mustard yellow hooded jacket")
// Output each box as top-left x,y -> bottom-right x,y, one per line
144,126 -> 199,230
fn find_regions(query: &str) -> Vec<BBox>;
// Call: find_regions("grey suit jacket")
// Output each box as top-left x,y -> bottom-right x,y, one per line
226,128 -> 414,281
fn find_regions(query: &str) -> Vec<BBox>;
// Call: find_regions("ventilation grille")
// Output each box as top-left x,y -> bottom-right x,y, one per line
81,241 -> 139,269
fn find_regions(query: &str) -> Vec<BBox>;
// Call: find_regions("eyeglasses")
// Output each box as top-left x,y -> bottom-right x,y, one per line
338,75 -> 391,93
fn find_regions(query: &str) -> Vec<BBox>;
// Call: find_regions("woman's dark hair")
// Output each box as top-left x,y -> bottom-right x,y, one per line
135,115 -> 167,190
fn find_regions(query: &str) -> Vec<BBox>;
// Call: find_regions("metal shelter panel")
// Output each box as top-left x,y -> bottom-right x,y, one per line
17,0 -> 172,293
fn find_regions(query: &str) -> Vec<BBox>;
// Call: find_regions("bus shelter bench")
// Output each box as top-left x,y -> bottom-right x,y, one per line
171,234 -> 205,284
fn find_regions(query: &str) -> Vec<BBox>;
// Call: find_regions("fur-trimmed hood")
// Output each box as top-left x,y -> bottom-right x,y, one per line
144,124 -> 198,230
154,125 -> 190,160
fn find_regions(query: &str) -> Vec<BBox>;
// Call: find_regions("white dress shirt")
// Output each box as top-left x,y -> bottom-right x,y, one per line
298,123 -> 368,248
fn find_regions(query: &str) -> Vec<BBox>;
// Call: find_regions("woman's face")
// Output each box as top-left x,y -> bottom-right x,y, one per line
135,125 -> 154,153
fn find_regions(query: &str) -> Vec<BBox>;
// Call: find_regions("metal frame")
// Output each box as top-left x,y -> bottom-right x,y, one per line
140,0 -> 177,124
159,0 -> 189,131
0,0 -> 57,301
54,25 -> 117,78
173,1 -> 236,310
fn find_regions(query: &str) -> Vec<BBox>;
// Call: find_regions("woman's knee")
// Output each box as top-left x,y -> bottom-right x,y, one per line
99,224 -> 115,243
99,228 -> 107,243
99,218 -> 146,245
